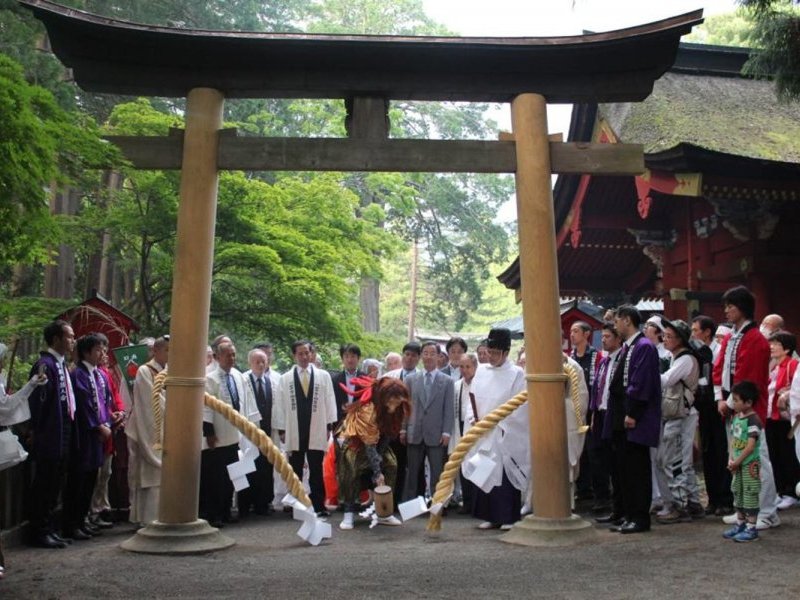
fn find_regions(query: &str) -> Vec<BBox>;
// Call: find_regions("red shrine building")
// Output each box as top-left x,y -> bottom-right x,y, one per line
500,42 -> 800,330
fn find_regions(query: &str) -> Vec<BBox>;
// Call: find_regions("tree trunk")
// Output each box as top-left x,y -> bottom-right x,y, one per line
359,275 -> 380,332
44,187 -> 78,299
407,239 -> 419,341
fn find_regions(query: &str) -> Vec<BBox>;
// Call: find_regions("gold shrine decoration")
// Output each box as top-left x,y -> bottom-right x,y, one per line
426,362 -> 584,532
151,371 -> 313,510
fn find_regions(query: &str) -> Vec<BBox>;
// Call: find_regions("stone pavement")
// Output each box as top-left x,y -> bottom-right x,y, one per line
2,506 -> 799,599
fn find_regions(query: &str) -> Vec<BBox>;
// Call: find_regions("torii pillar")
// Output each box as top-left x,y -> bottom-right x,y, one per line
122,88 -> 234,554
500,94 -> 595,546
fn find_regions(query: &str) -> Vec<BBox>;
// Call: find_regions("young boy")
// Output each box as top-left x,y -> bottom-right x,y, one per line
723,381 -> 762,542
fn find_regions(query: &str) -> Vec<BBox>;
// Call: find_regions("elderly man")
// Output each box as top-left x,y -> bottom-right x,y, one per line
452,352 -> 478,512
400,341 -> 454,502
240,347 -> 280,517
384,352 -> 402,373
201,341 -> 259,527
127,336 -> 169,527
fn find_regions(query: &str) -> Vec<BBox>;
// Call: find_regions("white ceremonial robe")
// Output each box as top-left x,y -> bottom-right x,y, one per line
204,366 -> 260,450
274,365 -> 336,452
497,355 -> 589,492
127,359 -> 166,525
462,360 -> 525,490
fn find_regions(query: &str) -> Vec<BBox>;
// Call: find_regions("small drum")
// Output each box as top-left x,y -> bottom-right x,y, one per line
373,485 -> 394,518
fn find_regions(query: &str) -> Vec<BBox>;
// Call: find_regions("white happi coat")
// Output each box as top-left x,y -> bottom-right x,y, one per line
274,365 -> 336,452
204,366 -> 260,449
497,355 -> 589,491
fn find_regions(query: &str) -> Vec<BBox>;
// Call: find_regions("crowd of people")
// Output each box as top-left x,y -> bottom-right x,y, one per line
2,282 -> 800,579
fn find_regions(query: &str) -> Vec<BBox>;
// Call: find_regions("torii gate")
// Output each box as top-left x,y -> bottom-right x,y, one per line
22,0 -> 702,552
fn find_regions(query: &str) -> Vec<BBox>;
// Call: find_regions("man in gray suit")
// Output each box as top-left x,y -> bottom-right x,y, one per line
400,341 -> 454,501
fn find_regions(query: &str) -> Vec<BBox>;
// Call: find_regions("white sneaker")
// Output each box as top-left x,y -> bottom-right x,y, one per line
722,513 -> 739,524
339,512 -> 354,530
376,515 -> 402,526
756,514 -> 780,530
777,495 -> 798,511
500,523 -> 514,531
478,521 -> 498,530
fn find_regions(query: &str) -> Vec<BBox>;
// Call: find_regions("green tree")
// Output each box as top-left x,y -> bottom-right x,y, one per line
683,11 -> 755,47
739,0 -> 800,101
0,53 -> 114,266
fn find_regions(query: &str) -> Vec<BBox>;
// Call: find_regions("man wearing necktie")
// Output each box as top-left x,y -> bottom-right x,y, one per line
331,343 -> 366,429
65,333 -> 112,541
202,341 -> 259,528
28,320 -> 77,549
400,341 -> 454,501
240,347 -> 279,517
275,340 -> 337,516
601,305 -> 662,534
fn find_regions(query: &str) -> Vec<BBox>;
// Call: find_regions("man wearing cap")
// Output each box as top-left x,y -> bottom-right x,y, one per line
400,341 -> 454,502
602,306 -> 662,534
713,285 -> 780,530
468,328 -> 525,529
654,319 -> 703,523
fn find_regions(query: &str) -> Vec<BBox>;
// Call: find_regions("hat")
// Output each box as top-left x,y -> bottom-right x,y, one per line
486,328 -> 511,351
715,324 -> 732,337
662,318 -> 691,347
645,315 -> 665,333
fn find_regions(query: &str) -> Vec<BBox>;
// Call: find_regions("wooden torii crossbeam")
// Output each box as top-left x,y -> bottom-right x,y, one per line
21,0 -> 702,552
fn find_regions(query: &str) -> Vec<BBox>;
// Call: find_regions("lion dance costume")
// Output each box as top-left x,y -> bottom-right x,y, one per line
336,376 -> 412,529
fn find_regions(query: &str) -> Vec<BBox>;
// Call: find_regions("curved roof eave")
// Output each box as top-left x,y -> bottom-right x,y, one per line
20,0 -> 702,102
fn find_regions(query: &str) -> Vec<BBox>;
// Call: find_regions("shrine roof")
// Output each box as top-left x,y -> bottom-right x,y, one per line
21,0 -> 701,102
603,63 -> 800,164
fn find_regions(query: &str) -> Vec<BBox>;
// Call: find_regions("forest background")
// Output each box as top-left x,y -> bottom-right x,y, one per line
0,0 -> 783,379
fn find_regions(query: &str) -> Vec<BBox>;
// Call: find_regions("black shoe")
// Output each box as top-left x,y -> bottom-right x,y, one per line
316,510 -> 331,518
595,513 -> 624,525
50,532 -> 73,545
68,528 -> 92,541
609,520 -> 631,533
704,503 -> 717,516
34,534 -> 67,549
620,521 -> 650,534
591,502 -> 612,514
82,523 -> 101,536
715,505 -> 735,516
209,519 -> 224,528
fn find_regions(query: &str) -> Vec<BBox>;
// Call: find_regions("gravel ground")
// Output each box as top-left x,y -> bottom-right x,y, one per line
2,504 -> 799,599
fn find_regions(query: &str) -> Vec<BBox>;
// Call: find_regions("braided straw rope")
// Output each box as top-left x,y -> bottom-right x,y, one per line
151,371 -> 313,509
151,371 -> 166,451
426,362 -> 583,532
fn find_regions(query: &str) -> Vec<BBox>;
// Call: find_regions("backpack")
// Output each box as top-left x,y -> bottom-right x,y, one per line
689,339 -> 714,405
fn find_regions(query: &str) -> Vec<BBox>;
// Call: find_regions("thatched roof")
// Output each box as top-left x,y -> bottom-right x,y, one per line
603,70 -> 800,163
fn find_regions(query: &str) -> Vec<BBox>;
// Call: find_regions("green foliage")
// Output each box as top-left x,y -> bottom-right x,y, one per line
683,11 -> 756,47
739,0 -> 800,101
0,53 -> 116,265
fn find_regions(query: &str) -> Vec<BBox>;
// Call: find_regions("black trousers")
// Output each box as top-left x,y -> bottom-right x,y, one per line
696,399 -> 733,508
238,454 -> 274,515
288,447 -> 325,512
63,464 -> 98,533
199,443 -> 238,523
588,410 -> 612,503
29,457 -> 67,536
611,431 -> 651,527
766,419 -> 800,497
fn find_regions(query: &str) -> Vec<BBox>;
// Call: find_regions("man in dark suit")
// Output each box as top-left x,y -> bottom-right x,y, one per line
441,337 -> 467,380
331,343 -> 365,428
28,320 -> 77,548
400,341 -> 454,501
